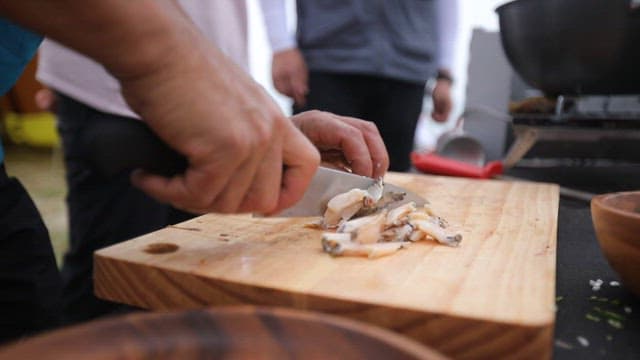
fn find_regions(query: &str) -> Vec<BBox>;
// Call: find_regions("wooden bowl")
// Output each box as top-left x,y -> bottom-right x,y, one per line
0,306 -> 446,360
591,191 -> 640,297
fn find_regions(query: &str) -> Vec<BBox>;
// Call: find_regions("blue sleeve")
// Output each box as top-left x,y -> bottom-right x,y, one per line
0,17 -> 42,95
0,17 -> 43,164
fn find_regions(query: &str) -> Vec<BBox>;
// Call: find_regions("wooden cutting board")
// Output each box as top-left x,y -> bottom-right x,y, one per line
95,173 -> 559,359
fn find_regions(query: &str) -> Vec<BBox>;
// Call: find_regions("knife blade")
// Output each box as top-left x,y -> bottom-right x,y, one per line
275,166 -> 427,217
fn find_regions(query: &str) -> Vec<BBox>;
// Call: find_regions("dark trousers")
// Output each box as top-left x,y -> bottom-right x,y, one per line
295,71 -> 426,172
0,164 -> 62,344
55,93 -> 193,324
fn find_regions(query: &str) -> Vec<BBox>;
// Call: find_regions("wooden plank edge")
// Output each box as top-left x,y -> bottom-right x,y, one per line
94,255 -> 553,360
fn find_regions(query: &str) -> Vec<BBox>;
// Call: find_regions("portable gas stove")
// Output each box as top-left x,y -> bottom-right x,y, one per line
506,95 -> 640,166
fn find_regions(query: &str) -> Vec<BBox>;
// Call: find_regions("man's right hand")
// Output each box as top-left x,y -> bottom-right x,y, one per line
119,11 -> 319,215
272,48 -> 308,107
125,43 -> 320,214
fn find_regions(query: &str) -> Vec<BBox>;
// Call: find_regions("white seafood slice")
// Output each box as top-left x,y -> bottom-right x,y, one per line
386,201 -> 416,227
409,219 -> 462,247
408,228 -> 427,242
381,223 -> 414,242
322,236 -> 408,258
323,188 -> 369,227
350,210 -> 387,244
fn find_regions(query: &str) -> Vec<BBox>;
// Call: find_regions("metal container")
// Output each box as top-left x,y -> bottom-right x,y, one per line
496,0 -> 640,96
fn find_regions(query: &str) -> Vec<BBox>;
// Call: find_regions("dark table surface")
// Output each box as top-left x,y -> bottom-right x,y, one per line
507,165 -> 640,360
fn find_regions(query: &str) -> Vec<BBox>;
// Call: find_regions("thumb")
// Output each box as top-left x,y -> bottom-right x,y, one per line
274,125 -> 320,212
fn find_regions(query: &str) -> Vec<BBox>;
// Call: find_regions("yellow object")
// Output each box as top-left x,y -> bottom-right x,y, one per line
3,112 -> 60,148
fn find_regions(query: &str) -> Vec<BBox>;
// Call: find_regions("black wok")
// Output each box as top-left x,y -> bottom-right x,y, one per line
496,0 -> 640,96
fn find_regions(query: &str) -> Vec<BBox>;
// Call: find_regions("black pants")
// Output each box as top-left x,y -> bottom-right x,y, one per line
295,71 -> 426,172
0,165 -> 62,344
55,93 -> 193,324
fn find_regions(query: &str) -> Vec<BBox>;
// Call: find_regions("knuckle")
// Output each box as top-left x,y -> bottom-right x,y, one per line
252,122 -> 273,151
362,121 -> 380,135
342,126 -> 362,140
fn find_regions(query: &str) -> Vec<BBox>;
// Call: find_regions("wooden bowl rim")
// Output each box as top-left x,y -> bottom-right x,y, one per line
0,306 -> 447,360
592,191 -> 640,221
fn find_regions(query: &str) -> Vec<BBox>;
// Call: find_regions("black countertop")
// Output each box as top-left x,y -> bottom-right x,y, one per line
507,165 -> 640,359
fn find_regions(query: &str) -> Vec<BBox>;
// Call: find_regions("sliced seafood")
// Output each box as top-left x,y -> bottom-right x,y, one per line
320,181 -> 462,258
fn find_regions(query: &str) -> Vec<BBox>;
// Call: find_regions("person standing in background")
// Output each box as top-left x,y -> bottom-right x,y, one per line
267,0 -> 459,171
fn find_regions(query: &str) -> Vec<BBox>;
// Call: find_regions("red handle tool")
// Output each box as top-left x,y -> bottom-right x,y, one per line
411,151 -> 504,179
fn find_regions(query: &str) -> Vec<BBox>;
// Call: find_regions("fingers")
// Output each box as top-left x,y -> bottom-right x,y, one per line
431,109 -> 446,122
131,162 -> 232,214
273,73 -> 293,98
274,124 -> 320,214
291,67 -> 308,107
237,134 -> 283,214
431,100 -> 452,122
292,111 -> 389,179
431,81 -> 453,123
329,118 -> 374,177
209,157 -> 263,214
334,115 -> 389,178
291,81 -> 307,108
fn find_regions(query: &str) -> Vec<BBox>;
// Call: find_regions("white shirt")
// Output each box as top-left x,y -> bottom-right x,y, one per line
37,0 -> 249,119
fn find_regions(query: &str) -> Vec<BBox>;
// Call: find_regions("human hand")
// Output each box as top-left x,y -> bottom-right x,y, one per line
34,87 -> 56,112
291,110 -> 389,179
121,31 -> 320,215
431,79 -> 453,123
272,48 -> 308,107
1,0 -> 320,215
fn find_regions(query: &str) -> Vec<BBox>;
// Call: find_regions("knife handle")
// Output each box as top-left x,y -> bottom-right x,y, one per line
411,152 -> 503,179
81,118 -> 187,178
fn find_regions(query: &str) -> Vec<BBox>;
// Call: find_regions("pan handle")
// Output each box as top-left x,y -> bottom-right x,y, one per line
411,152 -> 503,179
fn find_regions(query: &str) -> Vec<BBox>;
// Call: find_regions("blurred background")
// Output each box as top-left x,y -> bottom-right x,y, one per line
4,0 -> 638,264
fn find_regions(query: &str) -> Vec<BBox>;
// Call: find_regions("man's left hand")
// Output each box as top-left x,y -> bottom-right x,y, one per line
291,111 -> 389,179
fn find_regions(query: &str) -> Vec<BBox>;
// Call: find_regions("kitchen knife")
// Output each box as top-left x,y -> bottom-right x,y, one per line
83,120 -> 427,213
276,166 -> 428,217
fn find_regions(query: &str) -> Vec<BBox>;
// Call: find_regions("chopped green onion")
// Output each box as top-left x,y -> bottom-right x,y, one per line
606,335 -> 613,341
556,296 -> 564,302
602,310 -> 624,321
607,319 -> 623,329
588,296 -> 609,302
585,313 -> 601,322
554,340 -> 573,350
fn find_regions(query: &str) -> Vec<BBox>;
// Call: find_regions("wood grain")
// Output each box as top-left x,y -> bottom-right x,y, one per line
0,306 -> 445,359
95,173 -> 559,359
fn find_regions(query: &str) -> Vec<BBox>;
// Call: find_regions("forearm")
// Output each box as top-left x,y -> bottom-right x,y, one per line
0,0 -> 192,80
